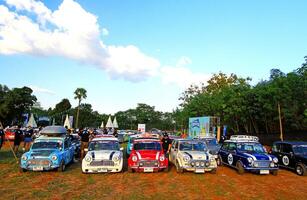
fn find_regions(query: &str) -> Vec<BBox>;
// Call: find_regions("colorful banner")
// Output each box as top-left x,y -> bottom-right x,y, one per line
188,117 -> 210,138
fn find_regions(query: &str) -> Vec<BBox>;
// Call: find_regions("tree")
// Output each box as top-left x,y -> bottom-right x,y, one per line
74,88 -> 87,128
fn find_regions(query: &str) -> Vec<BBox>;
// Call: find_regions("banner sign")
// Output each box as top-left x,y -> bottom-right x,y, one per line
138,124 -> 146,133
188,117 -> 210,138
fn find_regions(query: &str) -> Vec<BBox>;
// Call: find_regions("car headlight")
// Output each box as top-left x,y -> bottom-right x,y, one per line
21,155 -> 27,161
210,157 -> 215,162
113,155 -> 120,162
253,162 -> 259,167
132,155 -> 138,162
84,155 -> 92,162
51,155 -> 58,161
247,157 -> 253,163
183,155 -> 190,162
273,157 -> 278,163
200,162 -> 205,167
160,155 -> 165,161
196,162 -> 200,167
270,162 -> 275,168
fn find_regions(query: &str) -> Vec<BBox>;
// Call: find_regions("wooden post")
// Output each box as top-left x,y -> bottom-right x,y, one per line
217,126 -> 221,142
278,102 -> 283,141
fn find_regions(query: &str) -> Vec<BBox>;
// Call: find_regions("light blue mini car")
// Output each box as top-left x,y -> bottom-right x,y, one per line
20,126 -> 75,172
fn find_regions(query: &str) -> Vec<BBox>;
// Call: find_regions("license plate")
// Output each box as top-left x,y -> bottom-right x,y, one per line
98,168 -> 108,173
144,167 -> 153,172
195,168 -> 205,173
33,166 -> 43,171
260,170 -> 269,174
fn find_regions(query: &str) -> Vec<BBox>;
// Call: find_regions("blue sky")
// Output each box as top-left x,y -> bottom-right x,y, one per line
1,0 -> 307,114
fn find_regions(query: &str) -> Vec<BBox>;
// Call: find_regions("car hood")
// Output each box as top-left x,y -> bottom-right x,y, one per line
241,152 -> 273,161
183,151 -> 208,160
135,150 -> 161,160
30,149 -> 58,157
89,150 -> 120,160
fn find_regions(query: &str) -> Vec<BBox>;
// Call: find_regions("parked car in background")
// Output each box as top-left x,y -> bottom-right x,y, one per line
82,137 -> 123,173
5,128 -> 17,141
20,126 -> 75,172
126,133 -> 159,156
199,137 -> 221,159
128,138 -> 168,173
218,135 -> 278,175
271,141 -> 307,176
117,130 -> 129,143
169,139 -> 217,173
70,133 -> 81,159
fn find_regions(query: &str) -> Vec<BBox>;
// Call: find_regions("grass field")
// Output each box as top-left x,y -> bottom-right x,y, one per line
1,143 -> 307,200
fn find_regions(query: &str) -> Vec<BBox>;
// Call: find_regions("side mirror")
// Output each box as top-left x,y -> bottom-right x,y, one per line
120,147 -> 124,151
84,148 -> 88,152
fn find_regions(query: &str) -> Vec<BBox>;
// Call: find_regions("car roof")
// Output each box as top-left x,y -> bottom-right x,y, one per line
133,139 -> 161,143
273,141 -> 307,145
174,138 -> 204,142
36,135 -> 65,141
92,137 -> 118,142
40,126 -> 67,135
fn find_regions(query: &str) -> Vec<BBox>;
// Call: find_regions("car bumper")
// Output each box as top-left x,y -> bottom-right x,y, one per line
21,164 -> 60,171
82,163 -> 123,173
130,166 -> 167,172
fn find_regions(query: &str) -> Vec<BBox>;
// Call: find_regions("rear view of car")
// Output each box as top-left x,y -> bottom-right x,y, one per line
128,139 -> 168,173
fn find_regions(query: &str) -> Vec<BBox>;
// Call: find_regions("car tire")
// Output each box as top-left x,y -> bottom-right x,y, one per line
58,160 -> 66,172
163,167 -> 169,173
295,163 -> 306,176
211,168 -> 217,174
128,167 -> 134,173
236,161 -> 245,174
271,170 -> 278,176
176,160 -> 183,173
19,167 -> 27,172
217,156 -> 223,166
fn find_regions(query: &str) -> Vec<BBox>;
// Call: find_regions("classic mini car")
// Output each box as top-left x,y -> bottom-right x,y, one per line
20,126 -> 75,172
128,139 -> 168,173
199,137 -> 221,159
126,133 -> 159,156
218,135 -> 278,175
70,133 -> 81,159
169,139 -> 217,173
271,141 -> 307,176
5,128 -> 17,140
82,137 -> 123,173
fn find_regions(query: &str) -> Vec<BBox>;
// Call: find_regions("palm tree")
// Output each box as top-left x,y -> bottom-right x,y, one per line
74,88 -> 87,128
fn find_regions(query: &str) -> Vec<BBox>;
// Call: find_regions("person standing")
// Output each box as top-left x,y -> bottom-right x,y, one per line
13,125 -> 23,154
79,128 -> 89,159
23,126 -> 33,151
161,132 -> 172,155
0,127 -> 4,150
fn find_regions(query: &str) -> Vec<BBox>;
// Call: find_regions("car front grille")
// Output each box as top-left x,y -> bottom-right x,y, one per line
254,160 -> 270,168
27,159 -> 50,166
90,160 -> 114,166
138,160 -> 159,167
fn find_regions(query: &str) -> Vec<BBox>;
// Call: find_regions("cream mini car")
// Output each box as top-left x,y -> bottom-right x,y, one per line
82,137 -> 123,173
169,139 -> 217,173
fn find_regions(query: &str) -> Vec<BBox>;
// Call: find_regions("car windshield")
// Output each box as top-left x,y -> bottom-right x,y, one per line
293,145 -> 307,155
134,142 -> 161,150
237,143 -> 266,153
179,142 -> 207,151
204,138 -> 218,146
89,141 -> 119,151
32,141 -> 62,149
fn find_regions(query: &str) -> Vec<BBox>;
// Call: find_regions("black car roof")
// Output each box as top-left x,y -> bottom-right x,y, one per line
273,141 -> 307,145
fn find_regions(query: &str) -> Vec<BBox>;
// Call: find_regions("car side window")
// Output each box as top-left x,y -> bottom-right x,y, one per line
228,143 -> 236,151
64,140 -> 69,149
272,144 -> 281,152
282,144 -> 293,153
221,143 -> 228,150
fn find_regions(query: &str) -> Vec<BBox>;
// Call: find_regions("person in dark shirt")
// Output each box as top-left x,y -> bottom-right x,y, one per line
79,128 -> 89,159
13,125 -> 23,154
0,127 -> 4,150
23,126 -> 33,151
161,132 -> 172,155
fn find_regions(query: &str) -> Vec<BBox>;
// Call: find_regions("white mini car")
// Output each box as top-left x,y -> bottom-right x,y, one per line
169,139 -> 217,173
82,137 -> 123,173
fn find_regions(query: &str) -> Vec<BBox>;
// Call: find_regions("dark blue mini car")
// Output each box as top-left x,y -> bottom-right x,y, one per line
218,135 -> 279,175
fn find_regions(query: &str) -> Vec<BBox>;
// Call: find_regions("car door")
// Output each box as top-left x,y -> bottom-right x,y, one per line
219,142 -> 228,164
170,141 -> 178,163
281,144 -> 295,169
227,142 -> 237,167
271,143 -> 283,165
63,139 -> 71,164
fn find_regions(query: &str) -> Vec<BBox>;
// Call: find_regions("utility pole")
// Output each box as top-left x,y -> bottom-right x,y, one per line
278,102 -> 283,141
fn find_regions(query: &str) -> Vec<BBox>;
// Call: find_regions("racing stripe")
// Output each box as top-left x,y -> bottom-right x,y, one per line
156,152 -> 160,160
266,154 -> 272,161
136,151 -> 142,159
243,153 -> 257,160
91,152 -> 95,159
184,152 -> 193,159
109,151 -> 115,160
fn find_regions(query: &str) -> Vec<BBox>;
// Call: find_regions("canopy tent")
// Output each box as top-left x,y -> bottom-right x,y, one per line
63,114 -> 71,129
113,117 -> 119,128
27,113 -> 37,128
100,121 -> 104,128
105,116 -> 113,128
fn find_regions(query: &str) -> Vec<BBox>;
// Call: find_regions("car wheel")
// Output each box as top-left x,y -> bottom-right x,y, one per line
19,167 -> 27,172
58,160 -> 65,172
296,164 -> 306,176
176,160 -> 183,173
163,167 -> 169,173
271,170 -> 278,176
236,161 -> 245,174
211,168 -> 217,174
217,156 -> 223,166
128,167 -> 134,173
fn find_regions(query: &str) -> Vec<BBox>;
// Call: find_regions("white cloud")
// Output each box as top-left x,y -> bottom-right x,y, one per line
0,0 -> 159,81
161,56 -> 211,88
28,85 -> 55,95
102,28 -> 109,36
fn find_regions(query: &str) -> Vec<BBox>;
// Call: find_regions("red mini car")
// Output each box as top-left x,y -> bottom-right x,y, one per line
128,139 -> 168,173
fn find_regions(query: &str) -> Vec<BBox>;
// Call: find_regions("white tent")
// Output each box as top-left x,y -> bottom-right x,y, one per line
63,114 -> 71,129
105,116 -> 113,128
27,113 -> 37,128
100,121 -> 104,128
52,118 -> 56,125
113,117 -> 119,128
